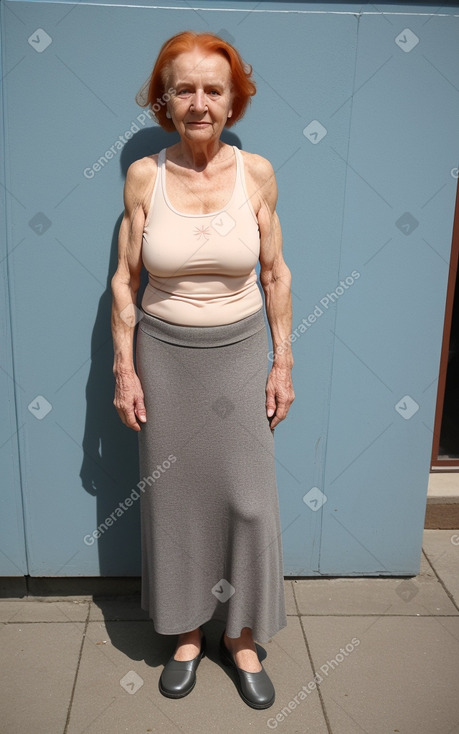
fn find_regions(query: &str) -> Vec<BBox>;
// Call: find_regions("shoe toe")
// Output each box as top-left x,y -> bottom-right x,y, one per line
238,668 -> 275,707
160,660 -> 195,697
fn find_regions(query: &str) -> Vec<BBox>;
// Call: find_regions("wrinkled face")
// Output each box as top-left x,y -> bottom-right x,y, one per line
165,49 -> 234,142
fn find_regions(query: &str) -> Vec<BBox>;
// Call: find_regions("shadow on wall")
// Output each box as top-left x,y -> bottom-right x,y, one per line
79,124 -> 242,576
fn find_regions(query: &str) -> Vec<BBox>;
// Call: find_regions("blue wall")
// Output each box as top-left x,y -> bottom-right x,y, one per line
1,1 -> 458,577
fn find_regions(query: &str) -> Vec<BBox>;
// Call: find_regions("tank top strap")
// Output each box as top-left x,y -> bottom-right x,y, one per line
231,145 -> 258,223
232,145 -> 242,193
158,147 -> 166,195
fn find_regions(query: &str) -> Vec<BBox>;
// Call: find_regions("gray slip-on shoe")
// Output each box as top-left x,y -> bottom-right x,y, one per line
219,631 -> 275,709
159,630 -> 206,699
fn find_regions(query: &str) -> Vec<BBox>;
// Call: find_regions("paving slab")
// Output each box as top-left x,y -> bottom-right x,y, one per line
303,615 -> 459,734
89,581 -> 297,621
0,599 -> 89,623
293,552 -> 458,616
67,616 -> 327,734
423,529 -> 459,608
0,621 -> 84,734
66,617 -> 168,733
89,595 -> 151,621
284,580 -> 296,615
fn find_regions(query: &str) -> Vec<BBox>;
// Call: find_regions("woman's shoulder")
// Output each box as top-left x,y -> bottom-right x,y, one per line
125,152 -> 161,208
239,149 -> 274,180
127,152 -> 160,182
239,150 -> 277,207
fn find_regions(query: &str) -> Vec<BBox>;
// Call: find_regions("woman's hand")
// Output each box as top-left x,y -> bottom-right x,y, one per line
265,365 -> 295,430
113,367 -> 147,431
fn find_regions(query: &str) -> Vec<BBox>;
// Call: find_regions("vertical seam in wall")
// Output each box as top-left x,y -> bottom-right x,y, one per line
318,11 -> 362,574
0,4 -> 30,575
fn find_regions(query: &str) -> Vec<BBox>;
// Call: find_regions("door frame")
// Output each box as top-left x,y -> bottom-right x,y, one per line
431,177 -> 459,470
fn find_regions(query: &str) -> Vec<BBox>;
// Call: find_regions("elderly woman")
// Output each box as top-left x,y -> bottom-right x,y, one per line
111,31 -> 294,710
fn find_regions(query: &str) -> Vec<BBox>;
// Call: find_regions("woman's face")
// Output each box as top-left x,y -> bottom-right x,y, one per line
165,49 -> 234,143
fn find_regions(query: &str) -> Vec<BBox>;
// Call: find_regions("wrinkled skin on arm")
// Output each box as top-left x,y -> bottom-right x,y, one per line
111,157 -> 157,431
245,152 -> 295,431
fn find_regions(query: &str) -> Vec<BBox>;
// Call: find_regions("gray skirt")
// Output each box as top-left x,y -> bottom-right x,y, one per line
135,306 -> 287,643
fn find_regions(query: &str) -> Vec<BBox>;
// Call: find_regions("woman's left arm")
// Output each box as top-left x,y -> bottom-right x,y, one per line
252,155 -> 295,430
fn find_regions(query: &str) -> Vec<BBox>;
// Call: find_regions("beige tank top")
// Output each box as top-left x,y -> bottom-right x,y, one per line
141,146 -> 263,326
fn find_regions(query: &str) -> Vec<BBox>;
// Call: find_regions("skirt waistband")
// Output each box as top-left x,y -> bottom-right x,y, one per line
137,307 -> 266,348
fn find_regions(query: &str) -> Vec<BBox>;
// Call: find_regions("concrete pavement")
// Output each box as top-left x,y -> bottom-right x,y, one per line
1,529 -> 459,734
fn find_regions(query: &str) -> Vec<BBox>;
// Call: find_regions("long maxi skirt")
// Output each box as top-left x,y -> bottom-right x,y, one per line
135,305 -> 287,643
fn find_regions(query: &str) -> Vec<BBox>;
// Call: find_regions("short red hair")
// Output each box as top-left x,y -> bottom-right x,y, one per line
136,31 -> 256,131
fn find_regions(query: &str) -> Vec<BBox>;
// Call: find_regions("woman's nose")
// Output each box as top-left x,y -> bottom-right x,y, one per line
191,89 -> 207,113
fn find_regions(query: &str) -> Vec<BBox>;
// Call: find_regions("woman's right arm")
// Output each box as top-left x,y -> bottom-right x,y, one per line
111,159 -> 155,431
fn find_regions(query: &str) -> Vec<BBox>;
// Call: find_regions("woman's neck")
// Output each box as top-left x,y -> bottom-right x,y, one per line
172,139 -> 229,171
